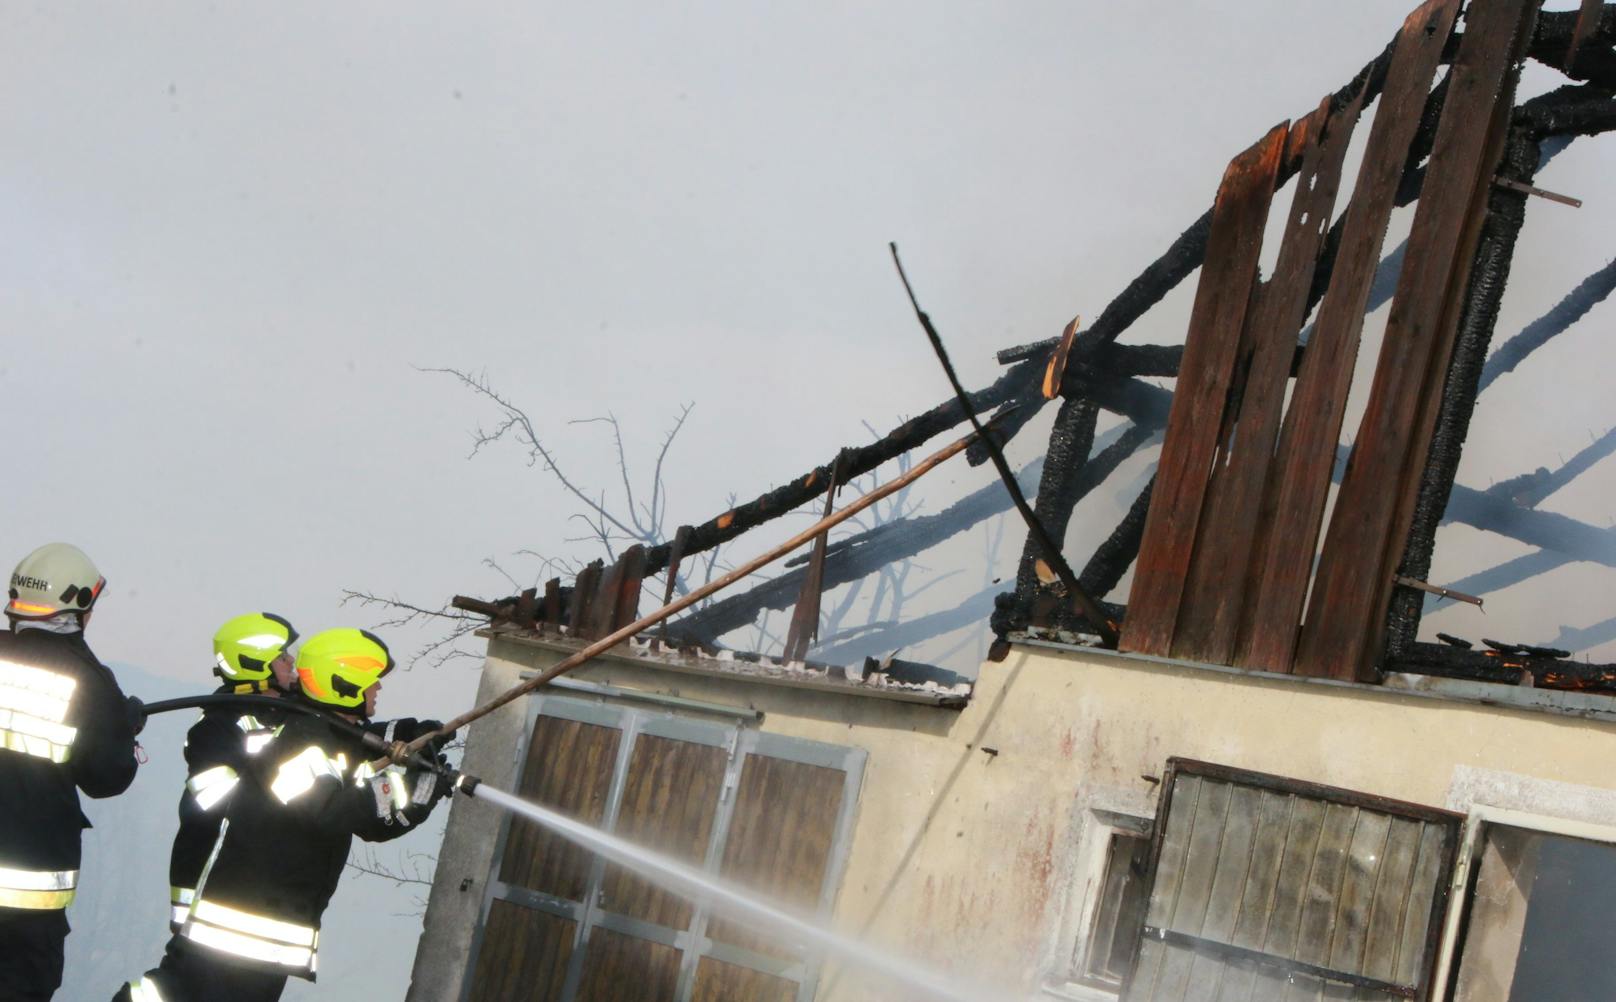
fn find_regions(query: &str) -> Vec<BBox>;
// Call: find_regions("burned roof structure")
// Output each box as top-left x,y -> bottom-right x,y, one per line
463,0 -> 1616,700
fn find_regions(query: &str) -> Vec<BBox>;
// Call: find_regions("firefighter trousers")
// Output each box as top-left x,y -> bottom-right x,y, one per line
113,936 -> 287,1002
0,908 -> 68,1002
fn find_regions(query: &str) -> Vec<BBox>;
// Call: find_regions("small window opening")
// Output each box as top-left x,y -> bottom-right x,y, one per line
1076,830 -> 1153,990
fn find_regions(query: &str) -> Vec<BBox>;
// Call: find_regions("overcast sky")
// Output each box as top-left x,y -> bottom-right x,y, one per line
4,2 -> 1614,996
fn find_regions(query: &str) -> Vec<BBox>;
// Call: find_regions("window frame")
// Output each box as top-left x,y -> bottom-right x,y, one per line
1043,803 -> 1154,1001
1430,804 -> 1616,1002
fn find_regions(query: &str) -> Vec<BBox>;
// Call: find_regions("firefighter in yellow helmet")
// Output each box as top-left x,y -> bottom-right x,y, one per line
163,614 -> 300,933
0,543 -> 140,1001
118,629 -> 451,1002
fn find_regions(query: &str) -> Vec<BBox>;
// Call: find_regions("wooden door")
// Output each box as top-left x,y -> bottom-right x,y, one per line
464,697 -> 864,1002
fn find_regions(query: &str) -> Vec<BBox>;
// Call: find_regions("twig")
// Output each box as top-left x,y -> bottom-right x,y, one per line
378,419 -> 995,767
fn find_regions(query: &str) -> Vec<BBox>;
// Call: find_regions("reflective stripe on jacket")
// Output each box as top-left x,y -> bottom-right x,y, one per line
0,629 -> 137,910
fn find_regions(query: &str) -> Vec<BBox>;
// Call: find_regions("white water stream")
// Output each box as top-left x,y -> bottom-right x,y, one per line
474,782 -> 999,1002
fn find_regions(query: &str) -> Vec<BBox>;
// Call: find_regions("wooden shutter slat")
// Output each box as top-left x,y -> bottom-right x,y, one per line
1359,818 -> 1423,984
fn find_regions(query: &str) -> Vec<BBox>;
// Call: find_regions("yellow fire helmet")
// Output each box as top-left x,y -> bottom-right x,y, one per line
294,627 -> 394,710
213,612 -> 300,687
7,542 -> 105,619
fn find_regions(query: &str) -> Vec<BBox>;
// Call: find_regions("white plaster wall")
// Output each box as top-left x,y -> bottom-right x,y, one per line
413,634 -> 1616,1001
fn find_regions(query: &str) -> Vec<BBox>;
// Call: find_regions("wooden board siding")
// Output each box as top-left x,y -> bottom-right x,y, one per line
573,928 -> 684,1002
1173,88 -> 1364,666
598,734 -> 727,930
688,958 -> 798,1002
706,754 -> 848,959
1123,762 -> 1460,1002
500,715 -> 622,901
468,700 -> 864,1002
1237,0 -> 1461,674
468,899 -> 576,1002
1121,121 -> 1290,656
1298,0 -> 1539,681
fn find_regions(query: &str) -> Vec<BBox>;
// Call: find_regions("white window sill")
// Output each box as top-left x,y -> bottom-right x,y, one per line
1037,982 -> 1120,1002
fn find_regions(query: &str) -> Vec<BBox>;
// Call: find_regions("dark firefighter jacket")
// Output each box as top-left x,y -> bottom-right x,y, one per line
176,709 -> 445,979
0,627 -> 139,910
166,686 -> 284,928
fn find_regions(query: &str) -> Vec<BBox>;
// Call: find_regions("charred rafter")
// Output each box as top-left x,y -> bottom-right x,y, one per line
1387,129 -> 1542,656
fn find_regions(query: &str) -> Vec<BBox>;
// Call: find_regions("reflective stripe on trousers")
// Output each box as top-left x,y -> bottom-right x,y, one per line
182,897 -> 319,973
170,885 -> 195,927
0,864 -> 77,909
0,657 -> 78,762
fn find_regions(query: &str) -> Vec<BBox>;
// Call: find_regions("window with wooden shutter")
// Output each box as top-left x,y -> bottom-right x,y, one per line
1123,760 -> 1462,1001
463,696 -> 865,1002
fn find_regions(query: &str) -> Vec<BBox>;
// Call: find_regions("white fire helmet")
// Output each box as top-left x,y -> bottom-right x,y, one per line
7,543 -> 106,620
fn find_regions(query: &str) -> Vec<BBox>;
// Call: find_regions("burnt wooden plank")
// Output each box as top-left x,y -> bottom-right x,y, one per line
1120,122 -> 1289,657
1326,810 -> 1393,974
466,899 -> 575,1002
568,560 -> 603,638
1373,0 -> 1542,677
706,754 -> 846,960
609,544 -> 647,631
783,460 -> 842,663
1567,0 -> 1604,70
585,552 -> 627,640
500,715 -> 621,901
1238,0 -> 1461,674
541,576 -> 563,627
598,734 -> 726,930
1174,90 -> 1365,666
656,525 -> 693,648
1299,0 -> 1538,681
688,957 -> 798,1002
573,927 -> 683,1002
1359,817 -> 1422,985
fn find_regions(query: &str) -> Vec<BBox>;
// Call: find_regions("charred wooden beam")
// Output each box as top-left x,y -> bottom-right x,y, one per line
637,356 -> 1041,579
1079,475 -> 1155,602
1386,129 -> 1541,657
1515,83 -> 1616,138
680,422 -> 1155,644
1391,641 -> 1616,696
1526,3 -> 1616,89
1000,396 -> 1101,631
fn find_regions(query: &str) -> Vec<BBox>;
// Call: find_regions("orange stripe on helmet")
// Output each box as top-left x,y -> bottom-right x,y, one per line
8,601 -> 56,615
296,667 -> 330,698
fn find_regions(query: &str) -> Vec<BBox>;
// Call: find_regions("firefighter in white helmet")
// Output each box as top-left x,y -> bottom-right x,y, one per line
0,543 -> 141,1001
